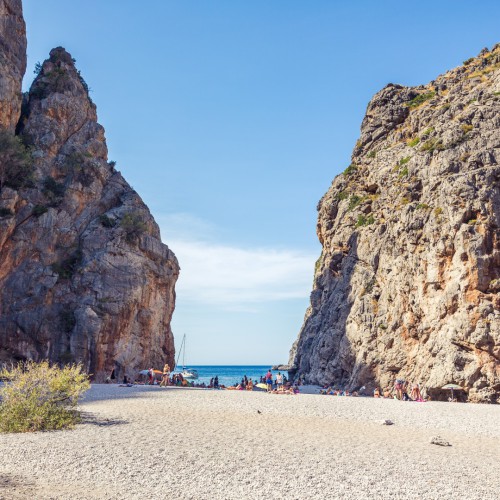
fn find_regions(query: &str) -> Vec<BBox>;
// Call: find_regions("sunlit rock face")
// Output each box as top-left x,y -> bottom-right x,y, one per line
289,45 -> 500,403
0,1 -> 178,379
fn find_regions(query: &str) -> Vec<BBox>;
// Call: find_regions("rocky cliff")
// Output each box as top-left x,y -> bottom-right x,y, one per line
0,0 -> 179,379
289,46 -> 500,403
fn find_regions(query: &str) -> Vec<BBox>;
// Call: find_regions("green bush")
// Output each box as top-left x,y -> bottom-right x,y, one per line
343,164 -> 358,176
367,151 -> 376,159
52,250 -> 82,279
422,127 -> 435,136
121,212 -> 147,242
356,214 -> 375,227
348,195 -> 362,211
398,166 -> 409,178
399,156 -> 411,166
0,129 -> 34,191
99,214 -> 116,228
43,176 -> 65,204
421,138 -> 445,153
461,124 -> 473,134
63,151 -> 86,174
407,137 -> 420,147
0,361 -> 90,433
406,91 -> 436,109
334,190 -> 348,201
463,57 -> 474,66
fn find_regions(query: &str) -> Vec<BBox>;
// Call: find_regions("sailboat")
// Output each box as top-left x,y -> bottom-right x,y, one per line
175,334 -> 199,380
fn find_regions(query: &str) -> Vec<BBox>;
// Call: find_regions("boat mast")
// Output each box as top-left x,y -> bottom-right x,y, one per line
183,334 -> 186,370
175,334 -> 186,371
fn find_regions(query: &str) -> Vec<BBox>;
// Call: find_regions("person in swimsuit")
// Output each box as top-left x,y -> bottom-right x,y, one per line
265,370 -> 273,392
160,363 -> 170,387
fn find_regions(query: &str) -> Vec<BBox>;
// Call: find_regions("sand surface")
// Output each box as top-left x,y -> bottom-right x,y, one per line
1,384 -> 499,499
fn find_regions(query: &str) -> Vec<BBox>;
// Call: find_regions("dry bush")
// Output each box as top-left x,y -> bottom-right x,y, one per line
0,361 -> 90,433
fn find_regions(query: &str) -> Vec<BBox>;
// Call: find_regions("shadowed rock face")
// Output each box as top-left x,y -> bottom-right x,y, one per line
0,4 -> 178,379
289,45 -> 500,403
0,0 -> 26,131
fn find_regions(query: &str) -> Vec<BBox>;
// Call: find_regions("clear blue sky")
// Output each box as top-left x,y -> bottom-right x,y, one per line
23,0 -> 500,364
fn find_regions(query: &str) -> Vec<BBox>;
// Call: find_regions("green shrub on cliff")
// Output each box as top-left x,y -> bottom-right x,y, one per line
343,163 -> 358,176
0,129 -> 34,191
348,195 -> 362,211
406,91 -> 436,109
356,214 -> 375,227
121,212 -> 147,242
0,361 -> 90,433
51,249 -> 82,279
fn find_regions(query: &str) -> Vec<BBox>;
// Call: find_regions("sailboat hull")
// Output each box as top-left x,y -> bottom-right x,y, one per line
181,370 -> 199,380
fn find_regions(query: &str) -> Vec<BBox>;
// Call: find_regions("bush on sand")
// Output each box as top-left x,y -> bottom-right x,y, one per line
0,361 -> 90,433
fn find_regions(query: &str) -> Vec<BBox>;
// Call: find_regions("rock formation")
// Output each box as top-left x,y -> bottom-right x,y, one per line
289,46 -> 500,403
0,0 -> 25,132
0,0 -> 179,379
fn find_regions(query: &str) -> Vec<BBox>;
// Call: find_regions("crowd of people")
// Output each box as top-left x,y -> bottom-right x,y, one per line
116,366 -> 429,402
320,379 -> 426,401
117,366 -> 302,394
227,370 -> 298,394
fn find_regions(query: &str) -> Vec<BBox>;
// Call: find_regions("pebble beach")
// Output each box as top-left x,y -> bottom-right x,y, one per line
1,384 -> 499,500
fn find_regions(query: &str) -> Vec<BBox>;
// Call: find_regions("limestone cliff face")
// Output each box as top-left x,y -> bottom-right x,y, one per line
0,2 -> 178,378
289,46 -> 500,403
0,0 -> 26,131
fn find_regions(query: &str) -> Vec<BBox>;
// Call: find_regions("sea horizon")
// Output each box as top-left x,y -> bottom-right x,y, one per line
171,364 -> 289,387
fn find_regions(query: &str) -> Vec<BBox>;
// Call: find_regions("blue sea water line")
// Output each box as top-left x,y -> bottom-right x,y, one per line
173,365 -> 288,387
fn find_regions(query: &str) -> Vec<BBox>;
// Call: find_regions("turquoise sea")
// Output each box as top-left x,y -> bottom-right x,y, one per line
172,365 -> 289,387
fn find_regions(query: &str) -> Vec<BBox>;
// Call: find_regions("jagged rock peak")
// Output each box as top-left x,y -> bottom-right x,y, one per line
0,1 -> 179,380
289,44 -> 500,403
29,46 -> 91,101
0,0 -> 27,131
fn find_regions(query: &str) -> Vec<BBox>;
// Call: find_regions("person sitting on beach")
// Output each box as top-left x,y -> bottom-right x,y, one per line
410,383 -> 422,401
246,379 -> 253,391
373,387 -> 381,398
214,376 -> 219,389
394,379 -> 403,400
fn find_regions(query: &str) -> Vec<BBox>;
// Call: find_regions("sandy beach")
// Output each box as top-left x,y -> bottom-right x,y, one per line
1,385 -> 499,500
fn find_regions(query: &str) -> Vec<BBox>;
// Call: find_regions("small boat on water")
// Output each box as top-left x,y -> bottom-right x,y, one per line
175,334 -> 198,380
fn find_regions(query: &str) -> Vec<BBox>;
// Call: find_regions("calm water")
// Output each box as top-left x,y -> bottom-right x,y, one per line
172,365 -> 289,387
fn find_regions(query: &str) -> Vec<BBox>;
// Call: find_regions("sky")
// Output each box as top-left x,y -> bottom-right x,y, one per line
22,0 -> 500,364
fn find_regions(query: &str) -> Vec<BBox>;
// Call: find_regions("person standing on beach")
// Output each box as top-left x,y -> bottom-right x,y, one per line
276,372 -> 283,391
265,369 -> 273,392
160,363 -> 170,387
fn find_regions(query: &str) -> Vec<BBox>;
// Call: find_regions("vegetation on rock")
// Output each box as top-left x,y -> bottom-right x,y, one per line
0,128 -> 33,191
121,212 -> 147,242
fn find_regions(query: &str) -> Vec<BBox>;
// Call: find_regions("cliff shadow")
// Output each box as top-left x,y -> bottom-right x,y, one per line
292,231 -> 380,394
